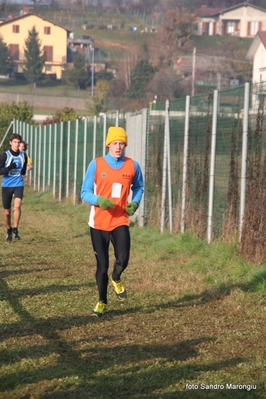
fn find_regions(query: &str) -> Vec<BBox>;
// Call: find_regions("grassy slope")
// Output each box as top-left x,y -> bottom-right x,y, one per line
0,8 -> 253,115
0,186 -> 265,398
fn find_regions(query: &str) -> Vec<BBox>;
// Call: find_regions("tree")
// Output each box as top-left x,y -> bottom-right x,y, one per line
146,69 -> 186,101
0,34 -> 13,76
221,36 -> 252,84
164,7 -> 198,48
109,0 -> 124,14
0,102 -> 36,149
0,0 -> 6,13
254,0 -> 266,8
41,107 -> 79,125
125,0 -> 159,14
66,53 -> 89,90
126,59 -> 156,99
95,70 -> 114,84
29,0 -> 39,9
23,26 -> 46,88
87,80 -> 110,115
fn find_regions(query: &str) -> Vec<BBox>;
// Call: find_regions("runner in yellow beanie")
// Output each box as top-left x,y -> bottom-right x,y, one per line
81,125 -> 144,317
106,126 -> 127,147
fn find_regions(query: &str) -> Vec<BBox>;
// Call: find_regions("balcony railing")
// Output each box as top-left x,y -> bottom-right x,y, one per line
11,54 -> 66,65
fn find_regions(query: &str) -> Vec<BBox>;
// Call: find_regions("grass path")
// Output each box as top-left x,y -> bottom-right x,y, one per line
0,187 -> 266,398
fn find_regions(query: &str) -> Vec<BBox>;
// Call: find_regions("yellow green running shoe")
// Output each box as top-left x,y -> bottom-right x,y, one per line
110,275 -> 127,301
91,301 -> 107,317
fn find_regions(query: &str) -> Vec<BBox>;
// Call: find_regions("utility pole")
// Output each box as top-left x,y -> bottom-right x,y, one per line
91,47 -> 94,97
192,47 -> 196,96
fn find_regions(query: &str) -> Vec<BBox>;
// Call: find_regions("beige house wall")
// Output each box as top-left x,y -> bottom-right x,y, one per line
198,6 -> 266,37
220,6 -> 266,37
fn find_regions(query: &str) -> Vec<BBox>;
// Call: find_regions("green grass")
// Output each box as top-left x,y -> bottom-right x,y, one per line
0,79 -> 88,99
189,34 -> 253,54
0,186 -> 266,398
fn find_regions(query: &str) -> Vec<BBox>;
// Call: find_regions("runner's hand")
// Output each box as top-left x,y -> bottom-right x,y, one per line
97,196 -> 115,210
8,162 -> 16,171
126,202 -> 138,216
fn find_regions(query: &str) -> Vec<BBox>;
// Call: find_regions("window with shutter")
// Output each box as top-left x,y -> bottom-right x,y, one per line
223,21 -> 227,34
227,22 -> 235,34
12,25 -> 19,33
9,44 -> 19,60
249,21 -> 259,36
43,46 -> 53,62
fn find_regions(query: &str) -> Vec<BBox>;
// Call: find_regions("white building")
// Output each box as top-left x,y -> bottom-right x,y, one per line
246,31 -> 266,84
196,2 -> 266,38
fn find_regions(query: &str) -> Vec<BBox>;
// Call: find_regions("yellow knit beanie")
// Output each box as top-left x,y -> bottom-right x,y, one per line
106,126 -> 127,147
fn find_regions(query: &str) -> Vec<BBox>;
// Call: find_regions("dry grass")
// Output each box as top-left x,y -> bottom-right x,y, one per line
0,186 -> 266,399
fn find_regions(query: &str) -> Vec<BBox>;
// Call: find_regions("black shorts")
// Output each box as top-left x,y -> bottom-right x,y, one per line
2,186 -> 24,209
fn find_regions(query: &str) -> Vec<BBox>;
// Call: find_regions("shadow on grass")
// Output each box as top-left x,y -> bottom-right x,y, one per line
244,269 -> 266,291
144,270 -> 266,315
0,306 -> 247,399
0,267 -> 264,399
0,266 -> 51,279
39,389 -> 264,399
0,282 -> 95,303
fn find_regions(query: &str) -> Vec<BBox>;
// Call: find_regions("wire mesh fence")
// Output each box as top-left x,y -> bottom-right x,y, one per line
12,81 -> 266,262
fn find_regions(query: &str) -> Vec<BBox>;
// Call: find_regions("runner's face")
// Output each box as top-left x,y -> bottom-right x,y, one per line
10,139 -> 21,152
19,143 -> 25,152
108,141 -> 126,158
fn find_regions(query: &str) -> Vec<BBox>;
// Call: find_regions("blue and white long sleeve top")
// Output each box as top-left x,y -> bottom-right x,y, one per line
81,152 -> 144,206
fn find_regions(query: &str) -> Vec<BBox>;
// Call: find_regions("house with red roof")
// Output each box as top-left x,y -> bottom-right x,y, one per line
0,10 -> 71,79
195,2 -> 266,38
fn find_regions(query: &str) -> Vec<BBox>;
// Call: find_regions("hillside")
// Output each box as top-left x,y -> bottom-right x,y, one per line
3,5 -> 253,67
0,5 -> 254,113
71,25 -> 253,92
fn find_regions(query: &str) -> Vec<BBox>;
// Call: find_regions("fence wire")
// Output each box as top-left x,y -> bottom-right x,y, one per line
12,82 -> 266,262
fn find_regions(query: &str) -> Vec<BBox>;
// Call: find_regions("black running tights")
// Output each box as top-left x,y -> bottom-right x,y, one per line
90,225 -> 131,304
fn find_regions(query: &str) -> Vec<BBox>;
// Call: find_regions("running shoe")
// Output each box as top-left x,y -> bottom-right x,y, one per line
6,228 -> 12,243
13,228 -> 21,240
110,274 -> 127,301
91,301 -> 107,317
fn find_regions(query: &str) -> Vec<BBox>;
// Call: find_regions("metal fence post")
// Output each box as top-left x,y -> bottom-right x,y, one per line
83,118 -> 88,179
181,95 -> 190,233
29,124 -> 33,186
0,121 -> 13,149
66,121 -> 71,198
58,122 -> 63,201
37,126 -> 42,192
207,89 -> 218,243
53,124 -> 57,199
93,115 -> 97,159
167,101 -> 172,233
33,126 -> 38,192
103,113 -> 107,156
42,125 -> 46,191
239,82 -> 250,242
160,100 -> 170,233
48,124 -> 52,189
73,119 -> 79,205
